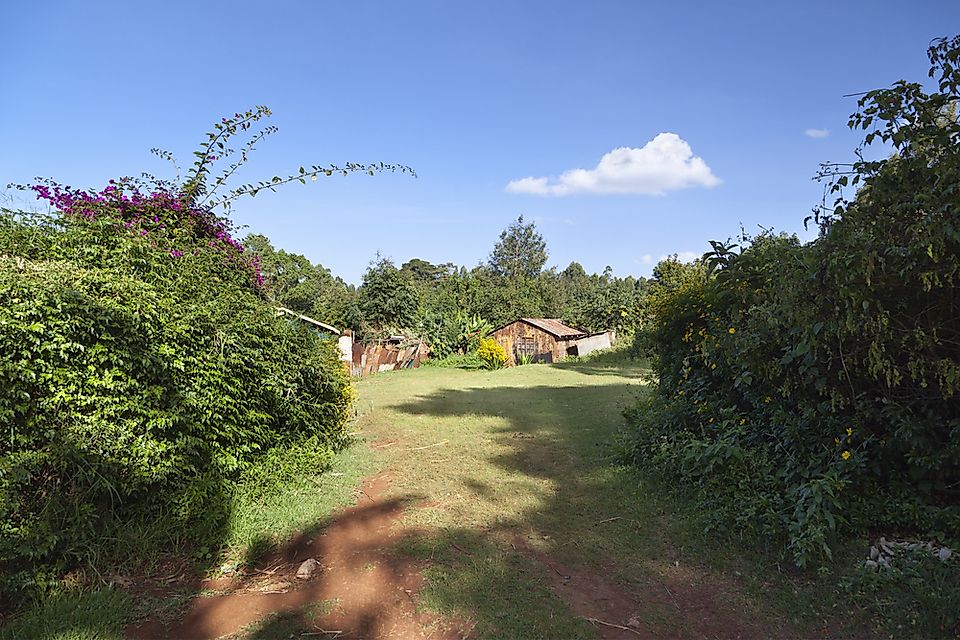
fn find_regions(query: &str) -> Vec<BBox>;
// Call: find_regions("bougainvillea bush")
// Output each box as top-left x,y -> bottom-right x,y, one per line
623,36 -> 960,571
0,108 -> 387,600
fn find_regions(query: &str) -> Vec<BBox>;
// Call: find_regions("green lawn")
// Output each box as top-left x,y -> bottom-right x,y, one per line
354,359 -> 818,638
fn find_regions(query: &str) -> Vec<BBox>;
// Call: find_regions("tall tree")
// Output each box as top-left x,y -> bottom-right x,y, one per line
358,256 -> 420,333
488,215 -> 547,278
400,258 -> 454,285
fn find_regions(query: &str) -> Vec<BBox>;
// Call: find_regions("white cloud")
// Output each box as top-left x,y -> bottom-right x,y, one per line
805,128 -> 830,139
506,133 -> 720,197
659,251 -> 700,264
640,254 -> 654,265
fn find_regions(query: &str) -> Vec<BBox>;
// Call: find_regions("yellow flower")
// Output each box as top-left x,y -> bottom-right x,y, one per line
846,427 -> 853,436
728,327 -> 736,334
834,437 -> 840,445
739,418 -> 746,425
841,450 -> 851,460
763,396 -> 772,403
710,363 -> 717,370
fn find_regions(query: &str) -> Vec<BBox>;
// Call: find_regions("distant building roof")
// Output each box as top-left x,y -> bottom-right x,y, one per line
276,307 -> 340,334
492,318 -> 586,340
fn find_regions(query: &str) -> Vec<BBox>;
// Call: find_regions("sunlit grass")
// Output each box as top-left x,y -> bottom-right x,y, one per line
354,361 -> 841,638
355,362 -> 679,637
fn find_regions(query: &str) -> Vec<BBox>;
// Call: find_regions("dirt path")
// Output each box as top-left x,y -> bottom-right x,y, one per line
130,361 -> 799,639
128,472 -> 469,640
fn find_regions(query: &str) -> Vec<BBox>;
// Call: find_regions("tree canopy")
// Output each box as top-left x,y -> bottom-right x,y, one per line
488,215 -> 548,278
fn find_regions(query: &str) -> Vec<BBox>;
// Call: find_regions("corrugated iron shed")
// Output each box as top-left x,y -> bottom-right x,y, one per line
489,318 -> 589,365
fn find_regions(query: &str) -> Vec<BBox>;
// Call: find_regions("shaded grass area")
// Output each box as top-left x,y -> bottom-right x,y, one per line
0,589 -> 131,640
350,363 -> 813,638
0,440 -> 377,640
354,359 -> 927,639
202,599 -> 344,640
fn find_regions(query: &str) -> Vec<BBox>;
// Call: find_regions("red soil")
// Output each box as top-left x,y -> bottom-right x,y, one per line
127,473 -> 467,640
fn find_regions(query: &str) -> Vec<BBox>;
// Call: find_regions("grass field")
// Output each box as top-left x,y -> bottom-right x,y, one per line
353,357 -> 824,639
5,355 -> 872,639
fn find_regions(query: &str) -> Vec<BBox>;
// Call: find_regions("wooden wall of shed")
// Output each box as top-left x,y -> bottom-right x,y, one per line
490,321 -> 562,365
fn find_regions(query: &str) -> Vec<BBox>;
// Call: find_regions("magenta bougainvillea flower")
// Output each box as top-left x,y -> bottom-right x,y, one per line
28,178 -> 264,289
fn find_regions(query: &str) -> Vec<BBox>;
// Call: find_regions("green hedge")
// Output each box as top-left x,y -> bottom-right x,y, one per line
0,188 -> 352,600
624,36 -> 960,568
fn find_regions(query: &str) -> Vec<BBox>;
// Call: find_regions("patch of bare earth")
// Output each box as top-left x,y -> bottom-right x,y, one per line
127,472 -> 468,640
513,536 -> 791,640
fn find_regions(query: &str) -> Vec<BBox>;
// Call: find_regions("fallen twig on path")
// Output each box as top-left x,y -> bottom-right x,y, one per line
657,579 -> 681,612
404,439 -> 449,451
253,561 -> 294,576
581,616 -> 647,636
544,562 -> 571,581
597,516 -> 622,524
451,543 -> 473,556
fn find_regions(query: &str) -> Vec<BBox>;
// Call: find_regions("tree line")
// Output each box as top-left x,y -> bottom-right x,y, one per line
247,215 -> 663,357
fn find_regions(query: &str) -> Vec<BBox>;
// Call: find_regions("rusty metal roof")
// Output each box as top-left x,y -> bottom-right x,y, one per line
519,318 -> 586,339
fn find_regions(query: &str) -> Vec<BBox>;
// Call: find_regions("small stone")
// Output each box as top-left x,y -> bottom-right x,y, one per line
869,546 -> 879,561
938,547 -> 952,562
864,560 -> 879,570
296,558 -> 320,580
627,616 -> 643,629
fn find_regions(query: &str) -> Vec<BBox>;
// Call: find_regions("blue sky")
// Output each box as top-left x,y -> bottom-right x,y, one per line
2,1 -> 956,284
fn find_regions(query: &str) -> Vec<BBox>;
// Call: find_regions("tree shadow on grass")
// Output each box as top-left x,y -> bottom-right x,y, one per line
553,360 -> 652,379
552,351 -> 651,375
126,489 -> 449,640
378,379 -> 794,639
